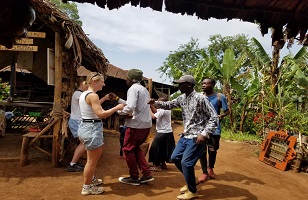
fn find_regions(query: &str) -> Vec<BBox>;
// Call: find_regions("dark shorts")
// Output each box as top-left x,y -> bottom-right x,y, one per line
207,135 -> 221,151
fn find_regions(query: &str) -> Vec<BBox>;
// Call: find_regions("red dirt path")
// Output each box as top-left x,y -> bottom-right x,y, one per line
0,123 -> 307,200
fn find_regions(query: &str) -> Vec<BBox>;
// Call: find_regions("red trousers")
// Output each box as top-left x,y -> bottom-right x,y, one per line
122,127 -> 151,180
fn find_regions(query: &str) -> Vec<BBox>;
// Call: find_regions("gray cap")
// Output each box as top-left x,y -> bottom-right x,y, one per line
173,75 -> 196,85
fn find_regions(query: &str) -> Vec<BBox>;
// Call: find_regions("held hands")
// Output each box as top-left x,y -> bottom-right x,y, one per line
115,103 -> 125,111
108,93 -> 117,100
148,98 -> 156,104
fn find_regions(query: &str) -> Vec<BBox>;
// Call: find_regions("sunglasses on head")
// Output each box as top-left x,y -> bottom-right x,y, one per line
91,72 -> 101,80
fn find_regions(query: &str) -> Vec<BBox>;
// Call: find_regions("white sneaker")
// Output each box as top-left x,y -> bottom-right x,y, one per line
81,185 -> 104,195
177,190 -> 198,200
91,177 -> 103,186
180,185 -> 188,194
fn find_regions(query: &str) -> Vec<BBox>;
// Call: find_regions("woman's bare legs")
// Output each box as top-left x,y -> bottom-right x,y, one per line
83,146 -> 102,185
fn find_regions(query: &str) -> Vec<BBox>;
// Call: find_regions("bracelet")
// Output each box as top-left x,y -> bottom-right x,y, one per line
115,96 -> 119,101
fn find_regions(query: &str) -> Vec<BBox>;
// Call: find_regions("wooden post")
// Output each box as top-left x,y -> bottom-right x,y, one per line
9,55 -> 17,101
20,136 -> 30,166
148,78 -> 153,98
52,32 -> 63,167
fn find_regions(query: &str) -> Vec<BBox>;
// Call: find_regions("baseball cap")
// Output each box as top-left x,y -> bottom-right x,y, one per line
173,75 -> 196,85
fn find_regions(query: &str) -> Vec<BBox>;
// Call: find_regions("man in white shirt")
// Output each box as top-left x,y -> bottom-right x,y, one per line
116,69 -> 154,186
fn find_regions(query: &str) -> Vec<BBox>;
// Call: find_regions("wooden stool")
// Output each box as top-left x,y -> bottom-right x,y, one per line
20,132 -> 53,166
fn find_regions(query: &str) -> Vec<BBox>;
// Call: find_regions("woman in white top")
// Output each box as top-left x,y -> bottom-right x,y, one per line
66,76 -> 88,172
78,72 -> 125,196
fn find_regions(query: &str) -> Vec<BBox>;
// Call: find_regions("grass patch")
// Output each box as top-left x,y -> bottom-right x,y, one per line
221,129 -> 262,143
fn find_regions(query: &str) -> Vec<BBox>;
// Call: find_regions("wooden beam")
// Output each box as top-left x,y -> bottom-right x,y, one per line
52,32 -> 63,167
0,158 -> 19,162
148,78 -> 153,98
29,118 -> 58,146
0,45 -> 38,51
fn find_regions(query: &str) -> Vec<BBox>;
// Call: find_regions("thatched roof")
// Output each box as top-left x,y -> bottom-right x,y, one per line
65,0 -> 308,47
28,0 -> 109,73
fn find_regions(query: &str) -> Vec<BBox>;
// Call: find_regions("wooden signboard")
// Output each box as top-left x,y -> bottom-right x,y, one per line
16,38 -> 33,44
27,31 -> 46,38
0,45 -> 38,51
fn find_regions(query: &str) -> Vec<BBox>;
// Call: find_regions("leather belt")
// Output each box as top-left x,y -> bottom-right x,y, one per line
82,119 -> 101,123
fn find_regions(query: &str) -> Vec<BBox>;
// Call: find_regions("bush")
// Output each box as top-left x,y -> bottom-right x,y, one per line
172,108 -> 183,120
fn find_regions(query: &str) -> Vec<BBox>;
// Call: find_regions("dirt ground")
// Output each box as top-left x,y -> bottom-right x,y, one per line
0,123 -> 307,200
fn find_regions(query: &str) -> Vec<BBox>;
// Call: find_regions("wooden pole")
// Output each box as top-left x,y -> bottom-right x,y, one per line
148,78 -> 153,98
9,55 -> 17,101
52,32 -> 63,167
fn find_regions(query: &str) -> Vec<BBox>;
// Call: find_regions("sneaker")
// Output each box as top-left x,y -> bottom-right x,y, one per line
66,164 -> 84,172
180,185 -> 188,194
139,175 -> 154,183
81,185 -> 104,195
198,173 -> 209,183
119,177 -> 140,186
207,167 -> 216,179
75,163 -> 85,168
176,190 -> 198,200
91,178 -> 103,186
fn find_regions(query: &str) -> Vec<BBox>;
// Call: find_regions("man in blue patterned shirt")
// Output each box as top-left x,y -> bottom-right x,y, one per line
148,75 -> 218,200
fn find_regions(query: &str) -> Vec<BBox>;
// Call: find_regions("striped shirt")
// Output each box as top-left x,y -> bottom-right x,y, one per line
154,90 -> 218,138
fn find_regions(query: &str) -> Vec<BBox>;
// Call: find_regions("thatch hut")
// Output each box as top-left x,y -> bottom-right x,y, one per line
0,0 -> 109,166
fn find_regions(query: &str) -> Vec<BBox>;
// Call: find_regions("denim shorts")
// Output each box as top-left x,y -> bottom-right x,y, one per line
78,121 -> 104,150
68,118 -> 81,138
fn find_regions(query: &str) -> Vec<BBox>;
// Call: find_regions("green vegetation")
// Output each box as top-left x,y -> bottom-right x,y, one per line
49,0 -> 82,26
221,129 -> 262,143
171,108 -> 183,120
159,34 -> 308,136
0,79 -> 9,100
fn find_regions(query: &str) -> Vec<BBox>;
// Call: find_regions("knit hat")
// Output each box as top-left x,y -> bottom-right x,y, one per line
127,69 -> 143,82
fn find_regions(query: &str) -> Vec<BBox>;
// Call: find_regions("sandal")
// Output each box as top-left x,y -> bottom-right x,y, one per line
149,166 -> 162,172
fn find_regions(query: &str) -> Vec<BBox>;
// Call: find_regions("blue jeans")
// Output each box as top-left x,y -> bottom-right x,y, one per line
171,137 -> 206,193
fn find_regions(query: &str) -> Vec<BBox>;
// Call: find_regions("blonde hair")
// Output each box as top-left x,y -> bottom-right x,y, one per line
86,72 -> 104,84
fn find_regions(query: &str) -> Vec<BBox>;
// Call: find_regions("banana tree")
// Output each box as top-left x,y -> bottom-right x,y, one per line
200,48 -> 246,129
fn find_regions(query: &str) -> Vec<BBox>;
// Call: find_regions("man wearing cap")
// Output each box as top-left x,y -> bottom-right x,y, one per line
148,75 -> 218,200
114,69 -> 154,186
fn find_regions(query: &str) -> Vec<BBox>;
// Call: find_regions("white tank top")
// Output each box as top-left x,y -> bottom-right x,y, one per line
79,90 -> 99,119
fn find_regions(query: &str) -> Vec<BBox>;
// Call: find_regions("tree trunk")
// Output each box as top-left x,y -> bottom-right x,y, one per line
271,46 -> 280,96
223,82 -> 234,130
239,100 -> 248,132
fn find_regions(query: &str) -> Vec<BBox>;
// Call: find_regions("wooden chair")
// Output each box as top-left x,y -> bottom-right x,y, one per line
20,117 -> 58,166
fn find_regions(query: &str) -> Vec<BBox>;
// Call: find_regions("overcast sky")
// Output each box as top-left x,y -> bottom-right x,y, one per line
76,3 -> 301,84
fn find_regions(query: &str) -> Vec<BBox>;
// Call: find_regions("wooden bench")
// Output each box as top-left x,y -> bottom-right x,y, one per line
20,132 -> 53,166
